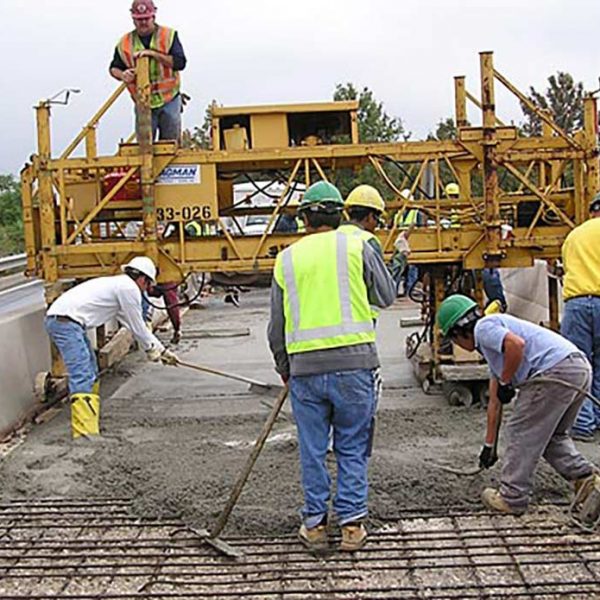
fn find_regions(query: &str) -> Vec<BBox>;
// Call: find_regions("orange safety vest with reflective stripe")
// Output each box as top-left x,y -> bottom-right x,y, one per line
117,26 -> 180,109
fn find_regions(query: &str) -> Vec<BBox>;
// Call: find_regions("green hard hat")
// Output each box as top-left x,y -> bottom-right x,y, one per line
299,181 -> 344,209
436,294 -> 478,336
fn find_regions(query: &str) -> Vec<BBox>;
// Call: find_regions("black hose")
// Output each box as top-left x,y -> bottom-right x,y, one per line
142,272 -> 206,311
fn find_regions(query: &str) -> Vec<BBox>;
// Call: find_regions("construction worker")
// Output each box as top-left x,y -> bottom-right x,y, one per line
561,193 -> 600,441
437,294 -> 596,515
444,183 -> 461,229
267,181 -> 396,552
45,256 -> 178,439
340,184 -> 409,296
109,0 -> 187,142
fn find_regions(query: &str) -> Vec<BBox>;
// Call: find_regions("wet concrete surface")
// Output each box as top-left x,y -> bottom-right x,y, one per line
2,289 -> 600,537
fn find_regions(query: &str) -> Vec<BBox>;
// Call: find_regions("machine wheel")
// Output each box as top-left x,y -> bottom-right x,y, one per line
421,377 -> 432,395
476,382 -> 490,408
443,382 -> 474,407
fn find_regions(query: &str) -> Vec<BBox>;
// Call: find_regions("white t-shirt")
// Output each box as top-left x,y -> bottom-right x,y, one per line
47,275 -> 164,352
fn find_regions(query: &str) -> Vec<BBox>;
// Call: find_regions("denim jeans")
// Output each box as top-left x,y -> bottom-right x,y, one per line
561,296 -> 600,434
290,368 -> 376,527
45,317 -> 98,395
482,268 -> 507,309
136,94 -> 182,142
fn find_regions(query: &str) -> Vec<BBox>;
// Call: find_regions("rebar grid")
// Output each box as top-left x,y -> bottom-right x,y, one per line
0,499 -> 599,599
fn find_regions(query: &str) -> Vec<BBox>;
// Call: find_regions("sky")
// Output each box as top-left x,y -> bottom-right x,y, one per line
1,0 -> 599,176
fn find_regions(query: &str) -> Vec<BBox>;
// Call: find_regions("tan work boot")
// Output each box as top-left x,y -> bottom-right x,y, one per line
340,522 -> 367,552
298,523 -> 328,552
574,471 -> 600,501
481,488 -> 526,515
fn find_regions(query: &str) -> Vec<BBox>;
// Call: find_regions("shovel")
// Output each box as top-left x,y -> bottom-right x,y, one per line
176,359 -> 282,397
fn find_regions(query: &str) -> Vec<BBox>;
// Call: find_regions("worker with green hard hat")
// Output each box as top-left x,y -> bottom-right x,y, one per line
268,180 -> 396,553
437,293 -> 598,515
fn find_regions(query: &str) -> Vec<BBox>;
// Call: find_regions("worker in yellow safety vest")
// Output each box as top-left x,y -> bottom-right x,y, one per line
340,184 -> 410,306
268,181 -> 396,553
445,183 -> 461,228
110,0 -> 187,142
394,188 -> 419,229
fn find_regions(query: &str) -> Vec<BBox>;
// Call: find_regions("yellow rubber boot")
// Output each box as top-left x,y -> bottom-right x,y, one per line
92,380 -> 100,396
70,393 -> 100,439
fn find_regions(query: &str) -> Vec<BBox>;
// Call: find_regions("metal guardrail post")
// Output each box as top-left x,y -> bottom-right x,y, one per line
0,253 -> 27,276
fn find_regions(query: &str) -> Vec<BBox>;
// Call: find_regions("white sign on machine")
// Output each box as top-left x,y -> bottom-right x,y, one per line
156,165 -> 201,185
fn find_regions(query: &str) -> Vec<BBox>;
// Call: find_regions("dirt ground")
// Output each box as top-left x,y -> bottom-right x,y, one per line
2,289 -> 599,537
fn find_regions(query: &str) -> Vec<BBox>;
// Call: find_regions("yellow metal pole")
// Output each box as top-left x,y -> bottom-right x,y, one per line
85,127 -> 102,240
479,51 -> 501,266
20,166 -> 38,275
583,94 -> 599,222
36,101 -> 58,283
136,56 -> 158,265
454,76 -> 468,129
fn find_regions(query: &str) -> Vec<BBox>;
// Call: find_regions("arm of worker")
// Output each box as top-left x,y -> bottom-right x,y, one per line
109,48 -> 136,84
115,284 -> 165,354
479,379 -> 502,469
134,33 -> 187,70
362,240 -> 397,309
267,279 -> 290,382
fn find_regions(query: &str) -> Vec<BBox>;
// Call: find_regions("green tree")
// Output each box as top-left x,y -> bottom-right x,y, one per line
427,117 -> 458,141
333,83 -> 409,143
520,72 -> 584,137
0,175 -> 24,256
331,84 -> 410,197
181,101 -> 215,150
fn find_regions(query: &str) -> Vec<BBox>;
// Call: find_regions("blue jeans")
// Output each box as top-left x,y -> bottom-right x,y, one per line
482,268 -> 507,309
136,94 -> 182,142
45,317 -> 98,395
561,296 -> 600,434
290,369 -> 376,528
406,265 -> 419,294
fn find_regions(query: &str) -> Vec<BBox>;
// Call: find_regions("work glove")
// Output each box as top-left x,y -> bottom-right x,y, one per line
393,231 -> 411,256
498,382 -> 516,405
146,346 -> 162,362
479,443 -> 498,469
160,348 -> 179,366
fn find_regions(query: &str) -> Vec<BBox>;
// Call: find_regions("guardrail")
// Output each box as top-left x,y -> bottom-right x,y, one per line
0,254 -> 27,276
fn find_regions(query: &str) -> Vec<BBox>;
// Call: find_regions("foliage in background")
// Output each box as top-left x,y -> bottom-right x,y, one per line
331,83 -> 410,197
520,72 -> 584,137
181,101 -> 215,150
0,175 -> 23,257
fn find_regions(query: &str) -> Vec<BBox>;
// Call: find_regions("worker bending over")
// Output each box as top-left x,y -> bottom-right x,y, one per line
561,193 -> 600,441
110,0 -> 187,142
268,181 -> 396,552
437,294 -> 597,515
45,257 -> 178,440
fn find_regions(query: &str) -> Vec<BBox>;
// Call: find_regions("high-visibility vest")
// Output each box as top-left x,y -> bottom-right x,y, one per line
296,217 -> 306,233
394,209 -> 418,229
338,223 -> 381,320
274,230 -> 376,354
118,26 -> 180,109
185,221 -> 203,237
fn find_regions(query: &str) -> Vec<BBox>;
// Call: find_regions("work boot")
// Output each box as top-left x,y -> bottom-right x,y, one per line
574,471 -> 600,501
572,430 -> 595,443
340,521 -> 367,552
298,522 -> 328,552
481,488 -> 526,515
70,393 -> 100,440
170,329 -> 181,345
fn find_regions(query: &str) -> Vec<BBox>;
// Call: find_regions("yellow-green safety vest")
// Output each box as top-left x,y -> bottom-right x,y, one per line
337,223 -> 381,320
274,229 -> 376,354
394,209 -> 418,228
118,25 -> 180,109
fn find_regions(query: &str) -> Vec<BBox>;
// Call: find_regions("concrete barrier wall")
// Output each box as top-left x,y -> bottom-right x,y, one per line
0,306 -> 51,433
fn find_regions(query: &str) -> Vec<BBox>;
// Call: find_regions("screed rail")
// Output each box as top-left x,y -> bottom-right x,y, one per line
1,499 -> 600,598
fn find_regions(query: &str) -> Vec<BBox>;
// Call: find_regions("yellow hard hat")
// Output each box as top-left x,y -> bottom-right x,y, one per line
445,183 -> 460,197
345,185 -> 385,214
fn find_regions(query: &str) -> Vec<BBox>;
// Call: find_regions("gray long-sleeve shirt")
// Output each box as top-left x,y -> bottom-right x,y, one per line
267,237 -> 396,378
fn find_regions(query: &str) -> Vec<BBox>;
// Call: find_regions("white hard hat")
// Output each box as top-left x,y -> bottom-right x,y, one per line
121,256 -> 157,283
400,188 -> 413,200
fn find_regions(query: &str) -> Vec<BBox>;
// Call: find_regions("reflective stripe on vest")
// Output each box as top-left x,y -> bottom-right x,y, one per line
394,208 -> 418,228
118,26 -> 180,109
337,224 -> 381,319
274,230 -> 375,353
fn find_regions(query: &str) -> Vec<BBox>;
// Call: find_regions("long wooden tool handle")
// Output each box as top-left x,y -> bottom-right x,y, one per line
177,359 -> 270,388
210,385 -> 289,538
